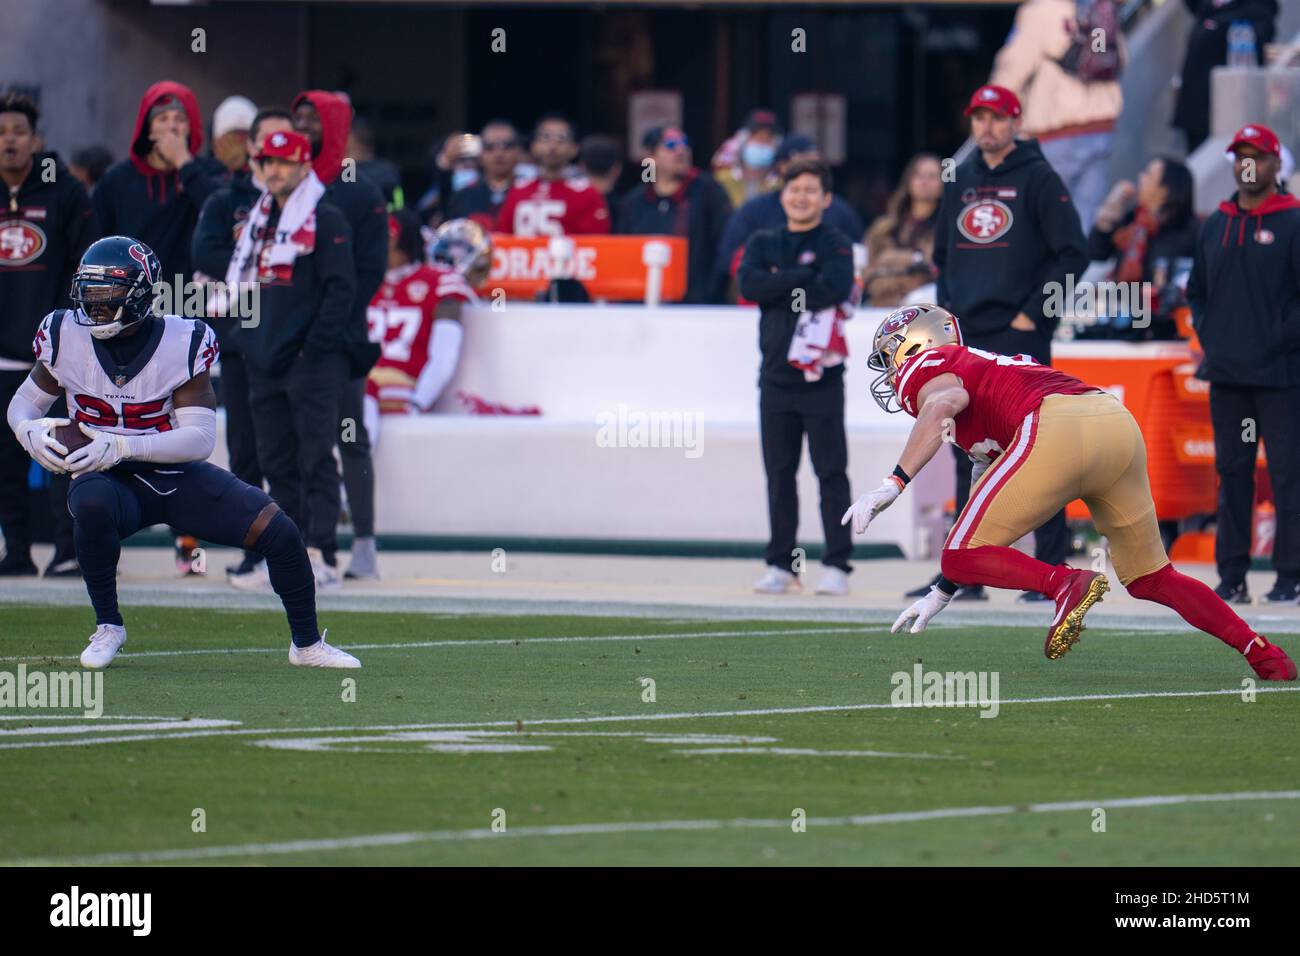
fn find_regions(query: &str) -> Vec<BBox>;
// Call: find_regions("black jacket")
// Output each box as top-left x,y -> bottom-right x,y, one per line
616,169 -> 732,304
1173,0 -> 1278,148
934,139 -> 1088,337
191,172 -> 260,355
1187,190 -> 1300,386
232,200 -> 356,378
737,223 -> 855,390
0,152 -> 99,362
717,190 -> 863,292
323,175 -> 388,378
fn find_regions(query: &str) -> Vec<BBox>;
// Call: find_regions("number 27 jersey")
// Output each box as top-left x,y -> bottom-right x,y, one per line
32,309 -> 218,435
895,344 -> 1097,463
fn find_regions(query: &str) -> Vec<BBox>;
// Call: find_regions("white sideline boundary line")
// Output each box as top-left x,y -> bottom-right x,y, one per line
11,789 -> 1300,865
0,685 -> 1295,749
0,626 -> 868,662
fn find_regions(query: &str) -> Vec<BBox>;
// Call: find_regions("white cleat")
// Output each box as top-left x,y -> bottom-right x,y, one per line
753,566 -> 802,594
307,548 -> 342,593
228,562 -> 273,593
80,623 -> 127,669
814,566 -> 850,596
289,631 -> 361,669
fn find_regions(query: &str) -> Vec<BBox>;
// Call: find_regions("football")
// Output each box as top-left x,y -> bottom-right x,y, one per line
53,422 -> 93,457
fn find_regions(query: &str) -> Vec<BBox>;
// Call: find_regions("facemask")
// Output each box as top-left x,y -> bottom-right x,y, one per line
742,142 -> 776,170
452,168 -> 480,192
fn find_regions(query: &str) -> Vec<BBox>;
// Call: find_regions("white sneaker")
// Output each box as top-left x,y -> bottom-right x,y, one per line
344,536 -> 379,580
289,630 -> 361,669
228,562 -> 273,593
814,566 -> 850,596
753,566 -> 801,594
307,548 -> 342,592
80,623 -> 127,669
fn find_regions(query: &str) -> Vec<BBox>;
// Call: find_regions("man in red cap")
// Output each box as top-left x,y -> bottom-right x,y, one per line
1187,122 -> 1300,605
905,83 -> 1086,602
224,127 -> 357,596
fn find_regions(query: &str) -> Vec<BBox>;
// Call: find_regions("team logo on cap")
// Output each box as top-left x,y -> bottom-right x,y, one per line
956,199 -> 1014,243
980,89 -> 999,102
271,132 -> 287,147
1243,126 -> 1258,138
1256,229 -> 1275,245
0,220 -> 46,267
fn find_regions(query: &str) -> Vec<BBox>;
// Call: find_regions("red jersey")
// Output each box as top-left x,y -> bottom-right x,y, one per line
495,175 -> 611,236
895,344 -> 1097,464
366,263 -> 474,413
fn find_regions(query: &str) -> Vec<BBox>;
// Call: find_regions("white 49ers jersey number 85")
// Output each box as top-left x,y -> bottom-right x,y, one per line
32,309 -> 218,435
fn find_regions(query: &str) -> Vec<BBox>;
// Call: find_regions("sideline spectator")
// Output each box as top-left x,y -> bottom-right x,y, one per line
225,130 -> 355,593
92,81 -> 228,282
862,153 -> 942,307
1186,123 -> 1300,604
293,90 -> 389,581
0,92 -> 97,577
716,135 -> 863,300
616,126 -> 731,304
989,0 -> 1125,232
1174,0 -> 1278,152
68,145 -> 113,193
497,114 -> 610,236
738,160 -> 856,598
192,106 -> 295,578
915,84 -> 1088,602
1086,156 -> 1198,339
715,109 -> 781,209
210,95 -> 256,175
349,116 -> 403,209
443,120 -> 523,229
579,134 -> 623,231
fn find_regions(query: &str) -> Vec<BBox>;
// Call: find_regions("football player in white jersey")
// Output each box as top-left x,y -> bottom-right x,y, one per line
6,236 -> 360,669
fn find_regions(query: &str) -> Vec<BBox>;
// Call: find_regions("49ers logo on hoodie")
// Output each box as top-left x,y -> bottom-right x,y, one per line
0,219 -> 47,266
956,199 -> 1014,244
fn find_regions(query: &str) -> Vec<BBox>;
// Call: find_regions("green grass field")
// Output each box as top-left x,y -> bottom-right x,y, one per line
2,604 -> 1297,866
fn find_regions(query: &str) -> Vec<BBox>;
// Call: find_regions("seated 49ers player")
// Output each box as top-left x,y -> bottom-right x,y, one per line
364,214 -> 491,444
5,236 -> 360,670
842,304 -> 1295,681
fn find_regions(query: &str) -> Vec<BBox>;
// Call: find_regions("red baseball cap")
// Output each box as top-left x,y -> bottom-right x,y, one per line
964,85 -> 1022,119
1227,123 -> 1281,157
257,129 -> 311,163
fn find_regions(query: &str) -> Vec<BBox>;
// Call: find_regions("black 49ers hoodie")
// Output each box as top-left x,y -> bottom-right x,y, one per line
1187,190 -> 1300,387
933,139 -> 1088,338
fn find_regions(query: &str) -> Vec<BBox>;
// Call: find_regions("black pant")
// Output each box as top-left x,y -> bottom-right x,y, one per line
0,368 -> 74,561
220,351 -> 263,491
337,376 -> 374,539
760,379 -> 853,572
1209,383 -> 1300,584
956,325 -> 1068,566
247,351 -> 347,556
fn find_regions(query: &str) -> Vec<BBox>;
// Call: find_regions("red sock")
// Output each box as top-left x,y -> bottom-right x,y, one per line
941,546 -> 1069,595
1127,564 -> 1255,652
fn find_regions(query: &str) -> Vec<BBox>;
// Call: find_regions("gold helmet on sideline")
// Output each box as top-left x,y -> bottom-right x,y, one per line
868,304 -> 963,413
428,218 -> 493,288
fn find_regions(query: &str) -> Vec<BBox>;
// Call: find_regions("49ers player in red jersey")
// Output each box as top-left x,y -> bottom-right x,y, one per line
364,213 -> 491,444
496,114 -> 610,237
842,304 -> 1295,681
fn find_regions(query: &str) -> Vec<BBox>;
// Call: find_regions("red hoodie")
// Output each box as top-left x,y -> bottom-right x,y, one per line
128,80 -> 205,203
291,90 -> 352,185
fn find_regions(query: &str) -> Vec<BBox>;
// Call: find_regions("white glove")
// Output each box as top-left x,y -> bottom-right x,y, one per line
840,476 -> 904,535
64,423 -> 129,475
891,585 -> 953,634
16,417 -> 70,474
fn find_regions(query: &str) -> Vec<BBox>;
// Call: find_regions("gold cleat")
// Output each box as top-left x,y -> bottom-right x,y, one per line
1044,571 -> 1110,660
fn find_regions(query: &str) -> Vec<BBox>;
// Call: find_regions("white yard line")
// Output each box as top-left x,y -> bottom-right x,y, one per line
11,789 -> 1300,866
0,685 -> 1295,750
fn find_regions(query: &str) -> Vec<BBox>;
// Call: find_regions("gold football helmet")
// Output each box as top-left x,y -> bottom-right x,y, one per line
428,218 -> 494,287
868,304 -> 963,413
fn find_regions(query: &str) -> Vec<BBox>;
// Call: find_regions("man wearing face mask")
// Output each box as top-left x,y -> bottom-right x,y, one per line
717,110 -> 782,210
444,120 -> 523,231
615,126 -> 731,304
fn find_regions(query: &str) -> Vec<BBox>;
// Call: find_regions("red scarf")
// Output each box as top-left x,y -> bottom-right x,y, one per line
1113,206 -> 1157,284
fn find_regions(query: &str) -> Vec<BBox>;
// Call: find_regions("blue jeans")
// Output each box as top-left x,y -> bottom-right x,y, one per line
1040,131 -> 1113,235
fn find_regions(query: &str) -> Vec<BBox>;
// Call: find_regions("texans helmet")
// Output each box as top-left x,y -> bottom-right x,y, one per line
868,304 -> 963,413
427,218 -> 493,287
70,236 -> 161,340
